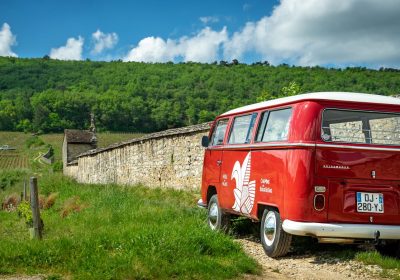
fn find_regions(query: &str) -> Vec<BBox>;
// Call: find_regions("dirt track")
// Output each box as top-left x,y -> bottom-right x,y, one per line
237,237 -> 385,280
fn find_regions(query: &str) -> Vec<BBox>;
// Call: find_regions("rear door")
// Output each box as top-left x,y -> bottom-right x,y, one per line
318,108 -> 400,225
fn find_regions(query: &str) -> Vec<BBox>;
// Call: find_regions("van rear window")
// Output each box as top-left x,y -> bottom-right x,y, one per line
322,109 -> 400,145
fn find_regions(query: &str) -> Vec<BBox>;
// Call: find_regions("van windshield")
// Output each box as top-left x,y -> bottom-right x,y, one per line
322,109 -> 400,145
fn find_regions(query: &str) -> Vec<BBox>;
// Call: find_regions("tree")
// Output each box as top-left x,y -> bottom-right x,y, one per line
281,81 -> 302,97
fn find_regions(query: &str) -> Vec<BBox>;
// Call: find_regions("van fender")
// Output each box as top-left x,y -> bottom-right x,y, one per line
257,202 -> 280,221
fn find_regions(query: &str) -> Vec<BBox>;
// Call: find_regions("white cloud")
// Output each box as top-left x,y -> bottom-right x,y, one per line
224,0 -> 400,67
199,16 -> 219,24
50,36 -> 84,60
91,29 -> 118,54
124,27 -> 227,63
0,23 -> 17,57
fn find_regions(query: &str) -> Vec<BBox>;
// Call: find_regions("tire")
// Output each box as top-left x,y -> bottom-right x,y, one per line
260,209 -> 292,258
207,194 -> 230,233
375,240 -> 400,258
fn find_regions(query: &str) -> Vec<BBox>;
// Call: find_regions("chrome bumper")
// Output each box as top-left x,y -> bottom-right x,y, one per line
197,199 -> 207,209
282,219 -> 400,240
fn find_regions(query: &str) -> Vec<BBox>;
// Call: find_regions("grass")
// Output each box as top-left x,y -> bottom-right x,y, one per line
0,174 -> 259,279
356,251 -> 400,279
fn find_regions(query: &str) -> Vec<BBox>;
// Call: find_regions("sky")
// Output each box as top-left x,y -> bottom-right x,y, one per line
1,0 -> 400,68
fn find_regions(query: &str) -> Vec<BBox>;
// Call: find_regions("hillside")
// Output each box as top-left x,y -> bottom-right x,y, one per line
0,57 -> 399,133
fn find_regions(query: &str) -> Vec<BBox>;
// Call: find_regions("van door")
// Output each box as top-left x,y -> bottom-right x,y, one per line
220,113 -> 258,212
203,119 -> 229,186
318,109 -> 400,225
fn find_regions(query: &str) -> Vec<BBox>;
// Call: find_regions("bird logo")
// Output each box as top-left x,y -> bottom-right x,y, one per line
231,152 -> 256,214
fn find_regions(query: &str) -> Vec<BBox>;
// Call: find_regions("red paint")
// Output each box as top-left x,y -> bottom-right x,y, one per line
201,99 -> 400,227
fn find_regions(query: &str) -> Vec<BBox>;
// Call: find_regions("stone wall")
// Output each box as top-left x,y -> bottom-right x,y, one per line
64,122 -> 211,190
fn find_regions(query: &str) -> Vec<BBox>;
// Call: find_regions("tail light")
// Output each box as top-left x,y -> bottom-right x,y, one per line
314,194 -> 325,211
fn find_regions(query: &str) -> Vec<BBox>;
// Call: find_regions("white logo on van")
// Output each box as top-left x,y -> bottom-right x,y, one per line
231,152 -> 256,214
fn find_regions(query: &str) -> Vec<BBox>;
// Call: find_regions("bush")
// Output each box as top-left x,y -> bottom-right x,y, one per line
25,136 -> 45,148
17,200 -> 33,226
0,169 -> 27,191
52,161 -> 63,172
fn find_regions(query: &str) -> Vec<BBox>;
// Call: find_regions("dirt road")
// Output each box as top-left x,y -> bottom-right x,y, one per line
237,237 -> 385,280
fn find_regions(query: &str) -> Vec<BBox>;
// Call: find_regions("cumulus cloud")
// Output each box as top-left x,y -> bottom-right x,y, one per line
50,36 -> 84,60
199,16 -> 219,24
0,23 -> 17,57
91,29 -> 118,54
124,27 -> 227,63
224,0 -> 400,67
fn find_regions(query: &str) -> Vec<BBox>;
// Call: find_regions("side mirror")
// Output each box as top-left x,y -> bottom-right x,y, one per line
201,135 -> 209,148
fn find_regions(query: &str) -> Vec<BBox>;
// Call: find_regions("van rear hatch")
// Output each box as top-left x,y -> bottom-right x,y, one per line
318,109 -> 400,225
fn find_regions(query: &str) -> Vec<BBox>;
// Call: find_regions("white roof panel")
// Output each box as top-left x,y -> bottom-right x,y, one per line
221,92 -> 400,116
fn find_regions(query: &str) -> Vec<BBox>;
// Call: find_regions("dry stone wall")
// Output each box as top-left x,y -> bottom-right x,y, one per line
64,123 -> 211,190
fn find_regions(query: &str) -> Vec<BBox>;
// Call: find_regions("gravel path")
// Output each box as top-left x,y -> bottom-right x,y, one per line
237,237 -> 385,280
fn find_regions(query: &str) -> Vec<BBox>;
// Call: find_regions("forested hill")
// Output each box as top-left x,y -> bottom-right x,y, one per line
0,57 -> 399,133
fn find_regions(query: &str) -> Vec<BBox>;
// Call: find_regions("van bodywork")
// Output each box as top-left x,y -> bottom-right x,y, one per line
199,92 -> 400,256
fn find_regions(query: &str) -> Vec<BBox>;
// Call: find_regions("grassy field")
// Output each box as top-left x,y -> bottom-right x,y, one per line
0,173 -> 259,279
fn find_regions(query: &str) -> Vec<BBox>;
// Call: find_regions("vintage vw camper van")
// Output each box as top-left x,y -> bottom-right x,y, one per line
198,92 -> 400,257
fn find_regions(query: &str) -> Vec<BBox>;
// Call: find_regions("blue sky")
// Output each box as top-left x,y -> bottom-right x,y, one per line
1,0 -> 400,68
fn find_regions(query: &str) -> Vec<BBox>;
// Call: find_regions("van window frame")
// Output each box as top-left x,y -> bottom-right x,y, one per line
255,107 -> 293,143
227,113 -> 258,145
321,108 -> 400,146
209,118 -> 230,147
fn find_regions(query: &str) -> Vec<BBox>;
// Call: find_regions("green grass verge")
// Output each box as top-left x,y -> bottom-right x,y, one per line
355,251 -> 400,279
0,174 -> 259,279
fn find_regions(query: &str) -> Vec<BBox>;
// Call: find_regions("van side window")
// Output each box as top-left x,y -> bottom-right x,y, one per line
210,119 -> 229,146
228,113 -> 258,144
256,108 -> 292,142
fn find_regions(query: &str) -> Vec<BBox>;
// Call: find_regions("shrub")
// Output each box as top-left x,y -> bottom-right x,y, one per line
60,196 -> 86,218
43,193 -> 58,209
2,193 -> 20,211
17,200 -> 33,226
25,136 -> 45,148
52,161 -> 63,172
0,169 -> 26,191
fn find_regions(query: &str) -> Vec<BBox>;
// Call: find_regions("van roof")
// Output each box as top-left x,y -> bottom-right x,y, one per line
221,92 -> 400,116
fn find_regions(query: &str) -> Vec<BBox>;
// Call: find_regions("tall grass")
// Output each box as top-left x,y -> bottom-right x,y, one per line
0,174 -> 259,279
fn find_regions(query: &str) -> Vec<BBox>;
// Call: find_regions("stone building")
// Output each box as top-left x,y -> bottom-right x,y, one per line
63,129 -> 97,175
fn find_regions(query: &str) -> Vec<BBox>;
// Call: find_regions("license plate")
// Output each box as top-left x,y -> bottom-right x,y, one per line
356,192 -> 384,213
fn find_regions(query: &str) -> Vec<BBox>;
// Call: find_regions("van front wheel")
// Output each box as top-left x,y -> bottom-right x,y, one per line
260,209 -> 292,258
207,195 -> 230,233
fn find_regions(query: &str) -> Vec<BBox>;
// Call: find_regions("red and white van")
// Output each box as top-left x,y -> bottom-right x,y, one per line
198,92 -> 400,257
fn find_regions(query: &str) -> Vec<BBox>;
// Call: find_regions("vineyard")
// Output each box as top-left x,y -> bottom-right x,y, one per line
0,131 -> 143,171
0,151 -> 29,169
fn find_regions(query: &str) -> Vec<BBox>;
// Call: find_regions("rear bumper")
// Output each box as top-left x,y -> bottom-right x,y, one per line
282,219 -> 400,240
197,199 -> 207,209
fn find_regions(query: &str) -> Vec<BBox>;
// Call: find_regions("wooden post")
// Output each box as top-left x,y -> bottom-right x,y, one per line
23,180 -> 27,201
30,177 -> 42,240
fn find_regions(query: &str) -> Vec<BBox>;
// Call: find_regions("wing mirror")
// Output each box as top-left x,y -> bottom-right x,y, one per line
201,135 -> 209,148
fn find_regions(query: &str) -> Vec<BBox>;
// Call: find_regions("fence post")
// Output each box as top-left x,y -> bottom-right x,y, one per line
23,180 -> 27,201
30,177 -> 42,240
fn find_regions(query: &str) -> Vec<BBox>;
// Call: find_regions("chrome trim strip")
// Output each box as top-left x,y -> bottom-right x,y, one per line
207,143 -> 315,150
316,143 -> 400,152
282,219 -> 400,240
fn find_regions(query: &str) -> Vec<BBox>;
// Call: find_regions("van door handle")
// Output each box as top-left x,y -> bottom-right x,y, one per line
216,160 -> 222,166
